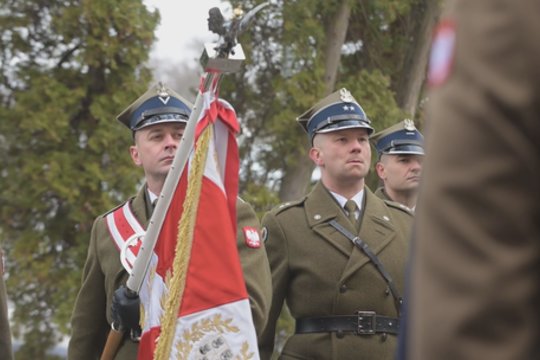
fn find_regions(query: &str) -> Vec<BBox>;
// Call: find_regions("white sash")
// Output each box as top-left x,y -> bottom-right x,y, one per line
105,202 -> 146,272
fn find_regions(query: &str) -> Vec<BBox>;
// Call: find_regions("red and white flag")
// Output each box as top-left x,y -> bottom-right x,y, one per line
137,80 -> 259,359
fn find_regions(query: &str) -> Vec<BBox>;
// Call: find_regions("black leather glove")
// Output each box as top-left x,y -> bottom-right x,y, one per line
111,285 -> 141,341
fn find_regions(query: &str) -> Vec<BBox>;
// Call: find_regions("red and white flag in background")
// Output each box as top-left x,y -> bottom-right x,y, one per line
136,81 -> 259,359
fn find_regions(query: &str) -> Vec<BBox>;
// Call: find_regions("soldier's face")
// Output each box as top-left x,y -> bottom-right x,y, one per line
130,122 -> 186,183
376,154 -> 423,192
310,128 -> 371,186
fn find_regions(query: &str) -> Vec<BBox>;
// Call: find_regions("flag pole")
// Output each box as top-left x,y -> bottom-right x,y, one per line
128,1 -> 269,294
126,72 -> 218,293
100,3 -> 269,360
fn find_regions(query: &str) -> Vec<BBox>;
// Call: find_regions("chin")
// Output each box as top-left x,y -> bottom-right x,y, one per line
343,174 -> 367,183
158,167 -> 171,177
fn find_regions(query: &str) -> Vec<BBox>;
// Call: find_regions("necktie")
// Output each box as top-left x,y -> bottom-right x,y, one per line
150,199 -> 158,216
344,200 -> 358,230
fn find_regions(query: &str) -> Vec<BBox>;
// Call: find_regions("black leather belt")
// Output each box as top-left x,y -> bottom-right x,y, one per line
295,312 -> 400,335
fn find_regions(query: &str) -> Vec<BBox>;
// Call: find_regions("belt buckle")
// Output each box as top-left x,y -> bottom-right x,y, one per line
356,311 -> 376,335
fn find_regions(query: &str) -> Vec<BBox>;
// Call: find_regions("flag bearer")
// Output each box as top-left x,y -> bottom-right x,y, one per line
68,83 -> 271,359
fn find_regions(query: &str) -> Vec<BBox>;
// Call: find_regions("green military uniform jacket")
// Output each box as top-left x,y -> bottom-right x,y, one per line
0,251 -> 13,360
68,186 -> 272,359
374,186 -> 392,202
260,182 -> 413,360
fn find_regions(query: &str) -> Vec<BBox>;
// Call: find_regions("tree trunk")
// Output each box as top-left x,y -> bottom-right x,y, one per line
395,0 -> 442,118
278,0 -> 351,202
323,0 -> 351,95
278,153 -> 314,201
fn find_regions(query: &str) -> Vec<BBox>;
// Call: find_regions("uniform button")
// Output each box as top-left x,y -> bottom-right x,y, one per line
339,284 -> 348,293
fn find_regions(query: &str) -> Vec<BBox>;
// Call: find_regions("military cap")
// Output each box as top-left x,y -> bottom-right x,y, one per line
370,119 -> 424,156
117,82 -> 193,131
297,88 -> 374,143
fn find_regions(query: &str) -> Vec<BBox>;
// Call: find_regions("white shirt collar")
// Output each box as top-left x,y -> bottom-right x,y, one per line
147,189 -> 158,204
330,189 -> 364,211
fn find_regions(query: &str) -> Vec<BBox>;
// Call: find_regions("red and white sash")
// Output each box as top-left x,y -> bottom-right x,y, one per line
105,202 -> 146,272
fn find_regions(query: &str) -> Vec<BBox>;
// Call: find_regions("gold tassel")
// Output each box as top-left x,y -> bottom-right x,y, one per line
154,125 -> 213,359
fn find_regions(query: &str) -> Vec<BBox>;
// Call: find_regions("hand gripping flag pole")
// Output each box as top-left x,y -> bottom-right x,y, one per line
100,3 -> 270,360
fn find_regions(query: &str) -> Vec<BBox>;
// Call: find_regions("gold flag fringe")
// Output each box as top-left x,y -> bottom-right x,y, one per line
154,125 -> 213,360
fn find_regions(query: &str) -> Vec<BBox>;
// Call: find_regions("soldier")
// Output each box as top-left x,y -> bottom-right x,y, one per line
370,119 -> 424,211
259,88 -> 413,360
0,249 -> 13,360
68,83 -> 272,359
402,0 -> 540,359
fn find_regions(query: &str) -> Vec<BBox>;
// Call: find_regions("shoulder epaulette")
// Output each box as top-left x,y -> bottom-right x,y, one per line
383,199 -> 414,216
101,197 -> 135,218
273,197 -> 306,215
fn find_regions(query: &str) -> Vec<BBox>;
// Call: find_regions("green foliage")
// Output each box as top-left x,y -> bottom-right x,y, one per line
0,0 -> 158,355
240,183 -> 280,218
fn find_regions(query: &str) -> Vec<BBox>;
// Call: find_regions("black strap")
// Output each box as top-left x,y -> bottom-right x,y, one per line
329,219 -> 403,314
296,313 -> 400,335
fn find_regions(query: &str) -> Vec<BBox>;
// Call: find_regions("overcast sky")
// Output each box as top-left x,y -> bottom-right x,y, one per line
144,0 -> 227,65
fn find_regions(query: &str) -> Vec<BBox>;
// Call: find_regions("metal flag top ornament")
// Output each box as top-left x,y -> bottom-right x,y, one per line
100,3 -> 270,360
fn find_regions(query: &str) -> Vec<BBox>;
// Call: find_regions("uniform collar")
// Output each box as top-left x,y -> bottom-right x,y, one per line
131,185 -> 152,225
147,188 -> 158,204
330,189 -> 364,212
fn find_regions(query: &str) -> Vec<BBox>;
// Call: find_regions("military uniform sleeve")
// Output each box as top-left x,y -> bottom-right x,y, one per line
258,209 -> 290,359
236,199 -> 272,341
0,251 -> 13,360
68,218 -> 109,360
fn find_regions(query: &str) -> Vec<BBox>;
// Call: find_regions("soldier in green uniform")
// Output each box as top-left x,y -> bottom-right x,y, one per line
0,249 -> 13,360
259,88 -> 413,360
68,83 -> 272,359
403,0 -> 540,358
370,120 -> 424,211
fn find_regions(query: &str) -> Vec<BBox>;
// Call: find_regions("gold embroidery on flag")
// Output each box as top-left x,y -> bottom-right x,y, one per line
140,265 -> 158,329
175,313 -> 255,359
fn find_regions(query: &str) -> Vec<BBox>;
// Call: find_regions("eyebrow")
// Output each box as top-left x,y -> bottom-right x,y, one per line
146,128 -> 164,136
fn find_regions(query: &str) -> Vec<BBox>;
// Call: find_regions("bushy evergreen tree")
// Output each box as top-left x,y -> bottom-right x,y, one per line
0,0 -> 158,356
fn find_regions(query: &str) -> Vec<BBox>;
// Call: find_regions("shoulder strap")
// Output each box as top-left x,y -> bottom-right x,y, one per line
105,202 -> 146,271
329,219 -> 403,314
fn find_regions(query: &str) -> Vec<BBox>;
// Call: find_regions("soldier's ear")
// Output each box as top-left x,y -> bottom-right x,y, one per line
309,147 -> 323,166
130,145 -> 142,167
375,162 -> 386,180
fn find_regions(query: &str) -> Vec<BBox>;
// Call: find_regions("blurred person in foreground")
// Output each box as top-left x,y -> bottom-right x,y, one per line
403,0 -> 540,359
259,88 -> 413,360
67,83 -> 271,359
370,120 -> 424,212
0,248 -> 13,360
